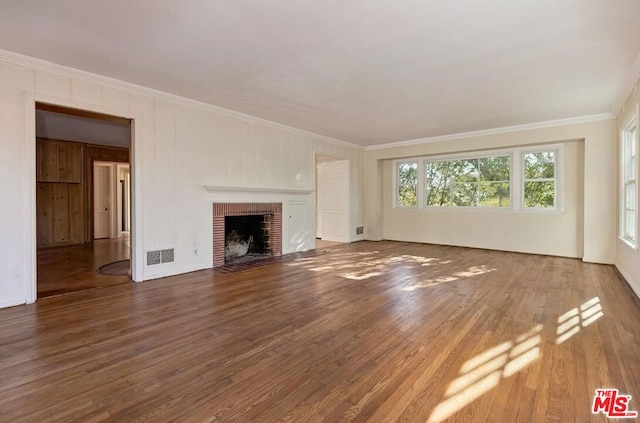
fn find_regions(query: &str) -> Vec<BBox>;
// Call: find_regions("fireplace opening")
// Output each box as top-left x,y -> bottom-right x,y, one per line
224,214 -> 272,263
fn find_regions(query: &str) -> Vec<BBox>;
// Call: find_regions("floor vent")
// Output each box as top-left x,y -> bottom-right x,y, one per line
146,248 -> 175,266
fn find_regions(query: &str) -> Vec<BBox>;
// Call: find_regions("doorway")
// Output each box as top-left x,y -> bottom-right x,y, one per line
35,103 -> 133,297
315,155 -> 350,247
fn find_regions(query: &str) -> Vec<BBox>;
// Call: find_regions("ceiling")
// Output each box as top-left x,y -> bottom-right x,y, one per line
36,110 -> 131,148
2,0 -> 640,146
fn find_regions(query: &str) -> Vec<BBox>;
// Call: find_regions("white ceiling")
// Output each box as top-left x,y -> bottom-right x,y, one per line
2,0 -> 639,146
36,110 -> 131,148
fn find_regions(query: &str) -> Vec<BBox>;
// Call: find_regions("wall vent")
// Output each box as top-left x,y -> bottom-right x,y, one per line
356,226 -> 364,235
146,248 -> 175,266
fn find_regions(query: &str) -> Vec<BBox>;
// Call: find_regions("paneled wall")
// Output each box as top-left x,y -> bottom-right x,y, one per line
0,53 -> 364,308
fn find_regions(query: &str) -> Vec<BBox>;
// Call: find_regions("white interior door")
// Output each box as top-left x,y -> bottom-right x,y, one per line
123,169 -> 131,232
116,163 -> 131,236
317,160 -> 349,242
316,164 -> 324,238
94,163 -> 112,239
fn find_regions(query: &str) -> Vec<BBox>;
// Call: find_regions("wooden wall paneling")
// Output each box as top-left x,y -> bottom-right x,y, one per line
52,184 -> 70,243
35,138 -> 128,246
36,183 -> 53,245
68,183 -> 84,244
37,141 -> 59,182
58,143 -> 83,183
100,147 -> 129,162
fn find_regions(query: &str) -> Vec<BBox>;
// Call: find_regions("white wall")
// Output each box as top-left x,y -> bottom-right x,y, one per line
364,119 -> 617,264
616,77 -> 640,299
0,51 -> 364,308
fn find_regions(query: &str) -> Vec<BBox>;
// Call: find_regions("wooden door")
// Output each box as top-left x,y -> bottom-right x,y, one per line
94,164 -> 112,239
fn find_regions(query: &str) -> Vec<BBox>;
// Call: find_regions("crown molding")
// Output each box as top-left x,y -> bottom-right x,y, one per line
364,113 -> 615,151
611,49 -> 640,117
0,48 -> 363,151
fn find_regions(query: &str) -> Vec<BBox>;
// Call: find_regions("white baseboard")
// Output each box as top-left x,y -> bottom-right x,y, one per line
0,297 -> 26,309
319,236 -> 350,243
615,264 -> 640,300
141,263 -> 210,281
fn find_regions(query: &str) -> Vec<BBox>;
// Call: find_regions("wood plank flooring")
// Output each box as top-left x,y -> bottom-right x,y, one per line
2,241 -> 640,422
37,237 -> 131,297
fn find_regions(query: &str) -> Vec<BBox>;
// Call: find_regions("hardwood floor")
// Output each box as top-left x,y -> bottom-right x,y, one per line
37,237 -> 131,297
2,241 -> 639,422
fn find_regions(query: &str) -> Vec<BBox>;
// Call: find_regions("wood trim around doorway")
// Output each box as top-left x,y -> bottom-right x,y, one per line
25,92 -> 144,303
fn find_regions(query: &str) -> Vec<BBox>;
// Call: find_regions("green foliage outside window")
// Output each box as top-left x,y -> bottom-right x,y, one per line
523,151 -> 555,208
397,162 -> 418,206
425,156 -> 510,207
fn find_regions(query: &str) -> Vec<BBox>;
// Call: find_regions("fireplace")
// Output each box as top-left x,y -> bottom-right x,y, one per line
213,203 -> 282,267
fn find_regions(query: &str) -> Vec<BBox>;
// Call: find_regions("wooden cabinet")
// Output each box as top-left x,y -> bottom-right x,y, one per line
58,144 -> 83,183
36,139 -> 85,247
37,141 -> 60,182
36,140 -> 83,183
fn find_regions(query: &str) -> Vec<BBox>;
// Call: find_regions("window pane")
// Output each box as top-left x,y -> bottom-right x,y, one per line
398,162 -> 418,185
626,183 -> 636,211
425,185 -> 452,206
425,160 -> 455,206
451,159 -> 478,182
524,151 -> 555,179
479,182 -> 510,207
479,156 -> 510,182
452,182 -> 477,206
524,181 -> 555,208
398,185 -> 417,207
625,210 -> 636,241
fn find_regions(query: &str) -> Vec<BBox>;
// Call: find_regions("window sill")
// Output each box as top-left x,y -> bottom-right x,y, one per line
391,206 -> 563,214
619,236 -> 638,252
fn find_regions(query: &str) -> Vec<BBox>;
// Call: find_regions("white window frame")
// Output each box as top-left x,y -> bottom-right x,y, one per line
520,146 -> 564,212
394,159 -> 420,208
423,153 -> 513,209
620,109 -> 638,249
391,145 -> 564,214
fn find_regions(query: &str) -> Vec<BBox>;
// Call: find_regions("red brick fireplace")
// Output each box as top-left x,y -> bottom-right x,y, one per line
212,203 -> 282,267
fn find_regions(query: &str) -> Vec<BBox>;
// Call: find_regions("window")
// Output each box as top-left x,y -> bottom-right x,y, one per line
393,145 -> 562,212
424,156 -> 510,207
622,118 -> 637,246
397,161 -> 418,207
522,150 -> 556,208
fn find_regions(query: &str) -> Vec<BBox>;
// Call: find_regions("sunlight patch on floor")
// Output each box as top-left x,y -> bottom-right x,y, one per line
427,324 -> 542,423
401,265 -> 496,291
556,297 -> 603,345
287,250 -> 449,281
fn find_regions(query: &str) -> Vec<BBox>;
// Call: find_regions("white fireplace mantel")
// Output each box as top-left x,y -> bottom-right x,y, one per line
204,185 -> 314,194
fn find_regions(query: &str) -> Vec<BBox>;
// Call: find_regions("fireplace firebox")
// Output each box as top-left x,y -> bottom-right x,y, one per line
213,203 -> 282,267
